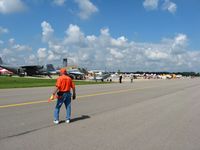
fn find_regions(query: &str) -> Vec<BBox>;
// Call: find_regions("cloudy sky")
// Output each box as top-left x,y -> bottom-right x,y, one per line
0,0 -> 200,72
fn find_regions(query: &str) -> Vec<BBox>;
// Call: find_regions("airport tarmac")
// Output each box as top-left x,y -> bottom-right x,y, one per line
0,79 -> 200,150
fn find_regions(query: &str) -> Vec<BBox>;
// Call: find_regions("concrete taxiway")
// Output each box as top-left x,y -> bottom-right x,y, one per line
0,79 -> 200,150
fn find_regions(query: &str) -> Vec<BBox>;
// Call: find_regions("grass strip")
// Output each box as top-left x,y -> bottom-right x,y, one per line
0,76 -> 111,89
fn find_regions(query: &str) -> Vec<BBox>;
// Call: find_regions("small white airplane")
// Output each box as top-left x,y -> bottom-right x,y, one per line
67,69 -> 85,80
88,70 -> 111,81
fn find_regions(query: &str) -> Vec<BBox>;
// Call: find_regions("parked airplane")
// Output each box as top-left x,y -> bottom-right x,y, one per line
0,57 -> 57,78
67,69 -> 85,80
88,70 -> 111,81
0,67 -> 13,76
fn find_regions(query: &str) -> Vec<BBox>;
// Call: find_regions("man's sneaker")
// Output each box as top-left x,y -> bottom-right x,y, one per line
53,120 -> 59,124
66,120 -> 70,124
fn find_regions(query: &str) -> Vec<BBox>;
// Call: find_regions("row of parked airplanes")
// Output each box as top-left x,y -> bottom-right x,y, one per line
0,57 -> 111,80
0,57 -> 86,79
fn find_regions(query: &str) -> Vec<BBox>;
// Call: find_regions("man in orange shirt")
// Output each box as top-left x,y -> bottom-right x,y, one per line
52,68 -> 76,124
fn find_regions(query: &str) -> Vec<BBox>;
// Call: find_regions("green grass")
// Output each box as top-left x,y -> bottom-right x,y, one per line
0,76 -> 111,89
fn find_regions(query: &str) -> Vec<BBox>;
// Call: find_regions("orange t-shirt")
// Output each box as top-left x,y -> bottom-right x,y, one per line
56,75 -> 75,92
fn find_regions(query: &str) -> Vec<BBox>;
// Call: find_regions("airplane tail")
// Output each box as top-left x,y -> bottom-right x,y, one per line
46,64 -> 58,77
0,57 -> 3,65
46,64 -> 56,72
46,64 -> 55,71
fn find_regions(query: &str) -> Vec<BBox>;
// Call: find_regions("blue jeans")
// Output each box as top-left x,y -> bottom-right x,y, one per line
54,92 -> 71,121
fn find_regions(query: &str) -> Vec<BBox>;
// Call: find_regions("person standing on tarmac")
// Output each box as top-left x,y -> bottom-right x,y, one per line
130,74 -> 134,83
119,74 -> 123,83
52,68 -> 76,124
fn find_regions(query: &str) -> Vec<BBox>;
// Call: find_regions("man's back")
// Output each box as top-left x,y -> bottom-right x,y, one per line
56,75 -> 75,92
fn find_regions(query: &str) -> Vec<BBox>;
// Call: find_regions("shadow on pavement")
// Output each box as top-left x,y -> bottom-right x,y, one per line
59,115 -> 90,124
1,115 -> 91,140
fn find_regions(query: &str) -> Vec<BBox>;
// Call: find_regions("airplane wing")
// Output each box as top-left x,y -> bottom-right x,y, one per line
21,65 -> 43,69
21,65 -> 47,76
69,72 -> 84,75
68,72 -> 85,80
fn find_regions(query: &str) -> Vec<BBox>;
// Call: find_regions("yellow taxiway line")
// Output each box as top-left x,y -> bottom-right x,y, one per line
0,86 -> 154,109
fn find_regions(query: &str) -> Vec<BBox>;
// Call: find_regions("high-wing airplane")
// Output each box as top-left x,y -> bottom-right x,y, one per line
67,69 -> 85,80
88,70 -> 111,81
0,57 -> 57,78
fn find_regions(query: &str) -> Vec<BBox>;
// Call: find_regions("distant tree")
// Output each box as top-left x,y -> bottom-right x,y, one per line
196,73 -> 200,76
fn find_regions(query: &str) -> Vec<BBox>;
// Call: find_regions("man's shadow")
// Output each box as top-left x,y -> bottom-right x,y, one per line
59,115 -> 90,124
3,115 -> 91,139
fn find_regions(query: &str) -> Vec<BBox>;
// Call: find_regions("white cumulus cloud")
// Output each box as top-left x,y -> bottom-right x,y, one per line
26,54 -> 37,65
64,24 -> 85,44
1,21 -> 200,72
37,48 -> 47,64
47,50 -> 61,61
12,44 -> 32,52
0,0 -> 27,14
75,0 -> 98,20
8,38 -> 15,45
111,36 -> 128,47
162,0 -> 177,14
0,38 -> 32,64
36,21 -> 200,71
53,0 -> 66,6
172,33 -> 187,48
0,26 -> 8,34
143,0 -> 159,10
41,21 -> 54,42
145,49 -> 168,61
143,0 -> 177,14
109,48 -> 124,59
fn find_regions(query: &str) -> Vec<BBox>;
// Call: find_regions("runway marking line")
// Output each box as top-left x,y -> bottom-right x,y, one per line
0,86 -> 155,109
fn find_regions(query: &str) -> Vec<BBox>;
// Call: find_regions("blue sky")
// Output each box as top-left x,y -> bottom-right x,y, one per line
0,0 -> 200,72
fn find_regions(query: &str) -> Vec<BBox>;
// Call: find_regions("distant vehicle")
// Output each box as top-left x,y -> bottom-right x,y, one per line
0,57 -> 57,78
